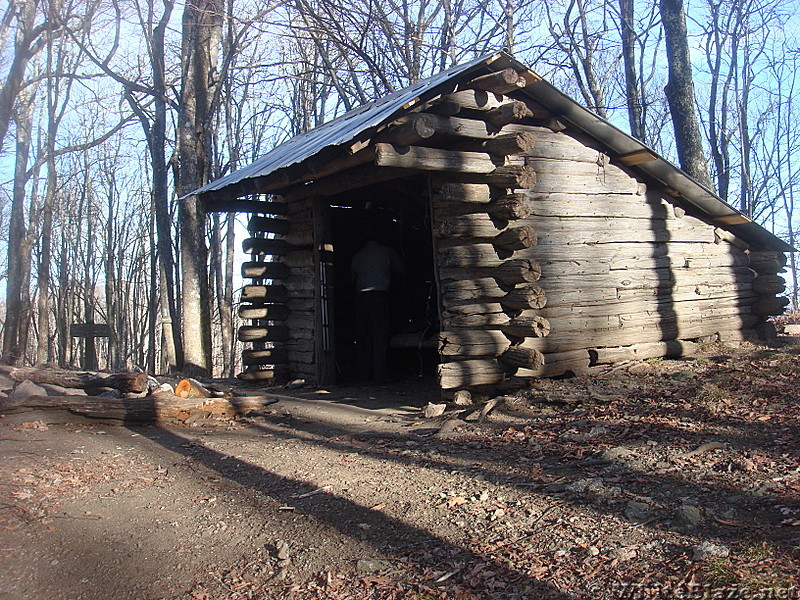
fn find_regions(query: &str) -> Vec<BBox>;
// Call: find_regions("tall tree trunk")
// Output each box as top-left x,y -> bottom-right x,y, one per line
3,87 -> 36,364
177,0 -> 222,375
619,0 -> 645,141
148,206 -> 158,374
151,0 -> 181,370
104,169 -> 121,370
504,0 -> 514,52
210,213 -> 233,376
660,0 -> 713,188
82,151 -> 98,371
36,111 -> 57,365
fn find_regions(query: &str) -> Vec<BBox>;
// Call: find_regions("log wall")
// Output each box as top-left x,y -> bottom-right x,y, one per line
407,68 -> 786,391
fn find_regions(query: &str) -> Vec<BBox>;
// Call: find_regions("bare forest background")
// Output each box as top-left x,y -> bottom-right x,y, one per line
0,0 -> 798,377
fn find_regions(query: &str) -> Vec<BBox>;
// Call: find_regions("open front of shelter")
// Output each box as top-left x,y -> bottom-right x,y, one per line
195,52 -> 791,394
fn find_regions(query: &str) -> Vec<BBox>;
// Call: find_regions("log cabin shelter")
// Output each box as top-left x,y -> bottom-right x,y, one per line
193,51 -> 792,394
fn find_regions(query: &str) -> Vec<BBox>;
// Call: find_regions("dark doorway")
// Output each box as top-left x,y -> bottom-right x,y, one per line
328,177 -> 440,383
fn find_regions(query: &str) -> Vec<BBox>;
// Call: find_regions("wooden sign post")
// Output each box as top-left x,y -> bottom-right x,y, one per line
70,323 -> 111,370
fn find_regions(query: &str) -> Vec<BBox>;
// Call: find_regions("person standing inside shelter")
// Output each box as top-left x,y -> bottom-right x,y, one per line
351,237 -> 406,382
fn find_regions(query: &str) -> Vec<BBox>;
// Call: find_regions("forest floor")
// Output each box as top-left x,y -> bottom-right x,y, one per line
1,338 -> 800,600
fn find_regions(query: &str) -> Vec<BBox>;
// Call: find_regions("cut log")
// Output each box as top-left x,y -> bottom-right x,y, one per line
589,340 -> 698,365
241,285 -> 289,303
495,258 -> 542,284
436,214 -> 505,238
493,226 -> 537,251
237,304 -> 291,321
751,296 -> 790,317
526,158 -> 633,179
438,182 -> 492,204
242,347 -> 289,366
534,226 -> 712,246
482,132 -> 537,156
436,210 -> 531,238
418,113 -> 565,143
536,265 -> 754,289
442,312 -> 510,328
243,238 -> 291,256
545,307 -> 751,333
238,325 -> 291,342
441,277 -> 509,303
515,350 -> 591,378
379,113 -> 437,146
437,89 -> 506,111
374,143 -> 507,174
543,118 -> 568,132
248,216 -> 290,235
241,261 -> 290,280
438,243 -> 506,268
519,314 -> 758,354
523,194 -> 671,219
466,68 -> 526,94
486,101 -> 533,127
425,99 -> 463,116
752,274 -> 786,295
529,171 -> 640,195
9,367 -> 149,394
482,165 -> 536,188
748,251 -> 787,273
498,346 -> 545,370
438,259 -> 541,284
438,359 -> 506,389
431,164 -> 535,188
487,193 -> 532,220
520,213 -> 715,235
438,329 -> 511,356
175,378 -> 212,399
501,315 -> 551,338
714,228 -> 749,251
237,367 -> 291,382
500,285 -> 547,311
537,295 -> 753,321
528,241 -> 748,268
0,392 -> 279,425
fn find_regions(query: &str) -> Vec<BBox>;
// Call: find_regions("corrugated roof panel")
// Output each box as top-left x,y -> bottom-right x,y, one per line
192,53 -> 495,196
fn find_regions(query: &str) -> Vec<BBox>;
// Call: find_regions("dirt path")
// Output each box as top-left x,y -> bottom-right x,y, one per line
2,343 -> 800,599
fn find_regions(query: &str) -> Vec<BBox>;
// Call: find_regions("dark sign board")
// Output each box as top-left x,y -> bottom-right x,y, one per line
70,323 -> 111,338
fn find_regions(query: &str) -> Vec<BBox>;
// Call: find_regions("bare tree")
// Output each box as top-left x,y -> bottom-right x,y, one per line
2,81 -> 37,364
0,0 -> 50,154
176,0 -> 223,375
659,0 -> 713,188
542,0 -> 616,117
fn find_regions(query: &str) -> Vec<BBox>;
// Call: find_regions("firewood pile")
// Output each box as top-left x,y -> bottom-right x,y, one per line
0,366 -> 278,427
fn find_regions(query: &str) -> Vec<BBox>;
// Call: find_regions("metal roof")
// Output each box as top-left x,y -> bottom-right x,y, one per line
192,54 -> 492,197
195,51 -> 790,252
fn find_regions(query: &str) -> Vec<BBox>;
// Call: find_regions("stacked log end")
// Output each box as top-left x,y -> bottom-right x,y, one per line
427,71 -> 556,391
237,202 -> 294,383
747,251 -> 790,340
